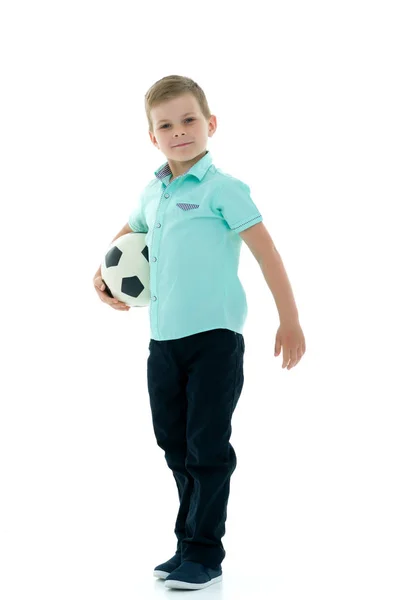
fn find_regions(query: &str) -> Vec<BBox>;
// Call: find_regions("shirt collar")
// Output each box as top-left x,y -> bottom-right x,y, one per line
154,150 -> 213,183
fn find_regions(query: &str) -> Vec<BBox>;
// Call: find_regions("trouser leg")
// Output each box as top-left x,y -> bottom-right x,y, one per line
147,339 -> 192,553
179,329 -> 245,567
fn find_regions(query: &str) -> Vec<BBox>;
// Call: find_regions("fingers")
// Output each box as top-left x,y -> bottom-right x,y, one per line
94,280 -> 130,310
286,348 -> 298,370
110,299 -> 130,310
105,294 -> 130,310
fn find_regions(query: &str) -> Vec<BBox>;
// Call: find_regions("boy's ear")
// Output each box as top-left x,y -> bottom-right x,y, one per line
149,131 -> 158,148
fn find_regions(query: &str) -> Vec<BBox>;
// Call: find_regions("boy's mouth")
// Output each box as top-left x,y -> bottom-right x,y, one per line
173,142 -> 193,148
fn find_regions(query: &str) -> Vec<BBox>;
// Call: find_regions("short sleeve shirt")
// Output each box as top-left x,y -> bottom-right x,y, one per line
128,150 -> 263,341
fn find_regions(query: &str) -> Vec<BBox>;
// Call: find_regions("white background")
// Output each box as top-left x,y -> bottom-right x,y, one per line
1,1 -> 399,598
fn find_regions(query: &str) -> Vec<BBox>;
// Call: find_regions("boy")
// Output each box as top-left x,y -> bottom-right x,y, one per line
93,75 -> 306,590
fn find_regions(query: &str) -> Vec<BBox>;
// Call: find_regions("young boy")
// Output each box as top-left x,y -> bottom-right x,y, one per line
93,75 -> 306,590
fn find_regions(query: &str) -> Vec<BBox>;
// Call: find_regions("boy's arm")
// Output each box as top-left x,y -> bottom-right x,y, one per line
240,222 -> 299,324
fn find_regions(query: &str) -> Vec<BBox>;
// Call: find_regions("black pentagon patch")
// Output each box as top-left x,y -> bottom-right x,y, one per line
121,276 -> 145,298
105,246 -> 122,268
142,245 -> 149,262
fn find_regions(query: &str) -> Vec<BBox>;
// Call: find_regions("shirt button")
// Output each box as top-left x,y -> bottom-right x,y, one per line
165,193 -> 170,198
152,296 -> 157,301
156,223 -> 161,228
152,257 -> 157,262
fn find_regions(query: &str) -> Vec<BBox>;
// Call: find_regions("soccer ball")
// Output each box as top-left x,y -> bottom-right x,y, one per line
100,232 -> 150,307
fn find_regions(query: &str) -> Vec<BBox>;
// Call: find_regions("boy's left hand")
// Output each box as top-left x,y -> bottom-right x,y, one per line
274,320 -> 306,370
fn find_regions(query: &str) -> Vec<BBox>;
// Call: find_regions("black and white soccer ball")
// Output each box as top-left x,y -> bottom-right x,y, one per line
100,233 -> 150,307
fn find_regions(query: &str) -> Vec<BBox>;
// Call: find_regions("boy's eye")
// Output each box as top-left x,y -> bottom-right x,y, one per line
161,118 -> 194,129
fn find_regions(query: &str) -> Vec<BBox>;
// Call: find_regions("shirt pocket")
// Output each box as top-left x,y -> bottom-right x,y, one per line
175,202 -> 201,212
172,201 -> 211,221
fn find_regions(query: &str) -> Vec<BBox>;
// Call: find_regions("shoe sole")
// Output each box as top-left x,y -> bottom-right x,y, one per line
153,569 -> 171,579
164,574 -> 223,590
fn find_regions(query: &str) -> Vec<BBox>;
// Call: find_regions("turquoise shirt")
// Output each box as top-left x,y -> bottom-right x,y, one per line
128,150 -> 263,341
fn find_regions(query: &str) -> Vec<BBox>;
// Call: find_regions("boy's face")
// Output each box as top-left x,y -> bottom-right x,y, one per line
149,93 -> 217,168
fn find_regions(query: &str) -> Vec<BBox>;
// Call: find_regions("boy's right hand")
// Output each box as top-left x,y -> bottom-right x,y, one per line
93,275 -> 130,311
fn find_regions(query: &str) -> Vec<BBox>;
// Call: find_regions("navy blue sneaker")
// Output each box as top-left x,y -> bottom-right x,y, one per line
164,560 -> 223,590
153,551 -> 182,579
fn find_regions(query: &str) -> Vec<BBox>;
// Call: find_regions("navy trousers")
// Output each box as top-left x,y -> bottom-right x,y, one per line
147,327 -> 245,568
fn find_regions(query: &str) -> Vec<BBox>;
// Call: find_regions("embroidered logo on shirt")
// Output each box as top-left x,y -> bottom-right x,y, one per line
176,203 -> 200,211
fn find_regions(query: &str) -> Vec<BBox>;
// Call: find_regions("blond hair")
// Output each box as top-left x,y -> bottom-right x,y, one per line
144,75 -> 212,133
